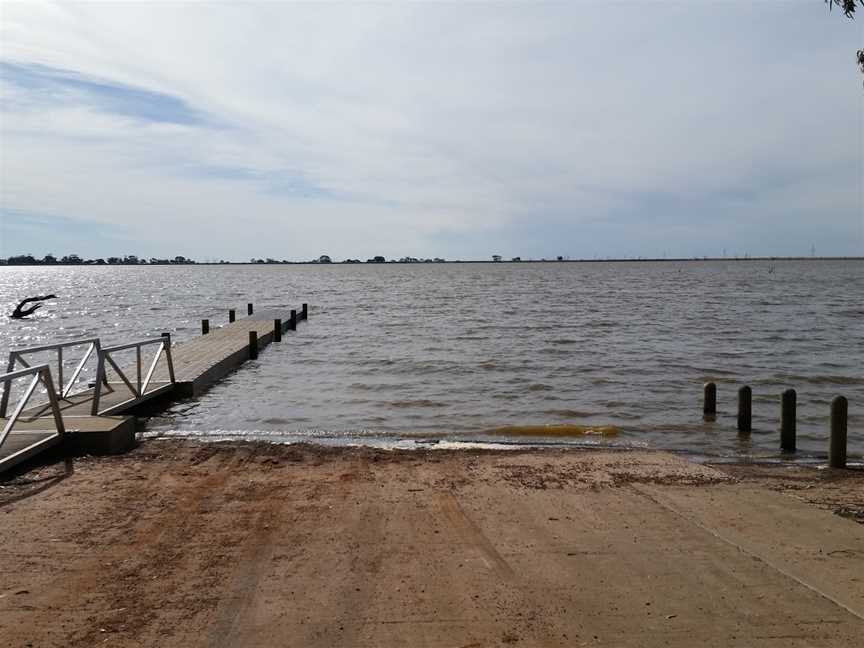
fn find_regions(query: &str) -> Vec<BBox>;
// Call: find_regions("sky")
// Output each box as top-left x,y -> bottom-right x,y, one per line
0,1 -> 862,261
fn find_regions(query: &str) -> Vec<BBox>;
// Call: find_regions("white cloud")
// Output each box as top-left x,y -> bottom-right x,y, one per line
1,1 -> 861,259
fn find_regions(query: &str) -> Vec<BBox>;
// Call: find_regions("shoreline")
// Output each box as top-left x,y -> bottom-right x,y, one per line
144,432 -> 864,469
2,439 -> 862,646
3,256 -> 863,267
6,438 -> 862,519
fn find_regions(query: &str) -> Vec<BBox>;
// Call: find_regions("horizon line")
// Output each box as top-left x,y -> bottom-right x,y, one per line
1,255 -> 863,267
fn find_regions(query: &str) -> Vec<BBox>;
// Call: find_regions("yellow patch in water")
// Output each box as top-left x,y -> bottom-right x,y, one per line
486,424 -> 619,437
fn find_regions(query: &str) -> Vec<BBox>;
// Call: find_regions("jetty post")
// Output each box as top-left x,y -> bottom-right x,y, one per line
289,309 -> 297,331
301,303 -> 308,320
249,331 -> 258,360
703,382 -> 717,419
737,386 -> 752,433
229,309 -> 236,323
202,319 -> 210,335
247,303 -> 254,316
274,319 -> 282,342
780,389 -> 796,452
829,396 -> 848,468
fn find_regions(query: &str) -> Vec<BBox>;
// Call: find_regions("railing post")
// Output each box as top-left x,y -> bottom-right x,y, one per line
829,396 -> 848,469
41,366 -> 66,435
57,346 -> 64,396
249,331 -> 258,360
274,319 -> 282,342
301,303 -> 308,320
95,340 -> 108,389
289,309 -> 297,331
780,389 -> 796,452
202,319 -> 210,335
737,386 -> 751,433
247,303 -> 254,316
161,333 -> 176,383
703,382 -> 717,419
91,350 -> 106,415
229,309 -> 236,323
0,354 -> 15,418
136,345 -> 142,396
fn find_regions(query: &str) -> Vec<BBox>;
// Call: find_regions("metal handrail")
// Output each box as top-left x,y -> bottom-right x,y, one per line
0,364 -> 66,453
0,338 -> 103,417
92,335 -> 175,415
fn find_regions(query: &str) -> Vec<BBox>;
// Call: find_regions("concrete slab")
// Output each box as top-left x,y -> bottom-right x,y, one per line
0,445 -> 861,647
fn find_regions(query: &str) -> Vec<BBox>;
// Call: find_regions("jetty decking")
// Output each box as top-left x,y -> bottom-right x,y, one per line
159,308 -> 306,396
0,304 -> 308,473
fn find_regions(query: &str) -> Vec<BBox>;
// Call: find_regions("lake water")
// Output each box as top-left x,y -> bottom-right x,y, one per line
1,260 -> 862,460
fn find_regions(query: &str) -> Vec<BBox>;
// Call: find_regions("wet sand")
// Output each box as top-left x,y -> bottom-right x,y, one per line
1,441 -> 862,647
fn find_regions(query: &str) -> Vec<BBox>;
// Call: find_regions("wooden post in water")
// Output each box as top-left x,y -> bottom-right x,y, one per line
202,319 -> 210,335
247,303 -> 254,316
289,309 -> 297,331
229,309 -> 236,323
301,303 -> 308,320
780,389 -> 796,452
703,382 -> 717,419
274,319 -> 282,342
737,386 -> 752,433
829,396 -> 848,469
249,330 -> 258,360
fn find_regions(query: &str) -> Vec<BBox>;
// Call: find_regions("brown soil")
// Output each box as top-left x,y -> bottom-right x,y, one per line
1,441 -> 862,647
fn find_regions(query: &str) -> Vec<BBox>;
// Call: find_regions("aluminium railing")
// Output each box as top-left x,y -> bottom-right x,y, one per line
0,338 -> 103,418
0,364 -> 66,461
92,335 -> 175,415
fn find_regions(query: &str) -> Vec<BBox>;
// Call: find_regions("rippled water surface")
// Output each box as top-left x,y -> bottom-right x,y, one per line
1,261 -> 861,459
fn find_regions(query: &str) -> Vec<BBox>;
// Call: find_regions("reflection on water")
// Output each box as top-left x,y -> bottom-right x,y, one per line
1,260 -> 862,459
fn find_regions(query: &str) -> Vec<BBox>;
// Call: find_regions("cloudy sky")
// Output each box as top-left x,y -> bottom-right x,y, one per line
0,1 -> 861,261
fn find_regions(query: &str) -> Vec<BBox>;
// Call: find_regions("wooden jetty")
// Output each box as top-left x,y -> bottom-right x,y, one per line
166,308 -> 306,397
0,304 -> 309,474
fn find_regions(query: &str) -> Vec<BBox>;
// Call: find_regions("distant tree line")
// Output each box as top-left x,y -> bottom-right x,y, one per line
1,254 -> 198,266
310,255 -> 446,264
0,253 -> 453,266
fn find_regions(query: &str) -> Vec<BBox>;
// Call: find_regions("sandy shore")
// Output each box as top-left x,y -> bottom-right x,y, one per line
1,440 -> 862,647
